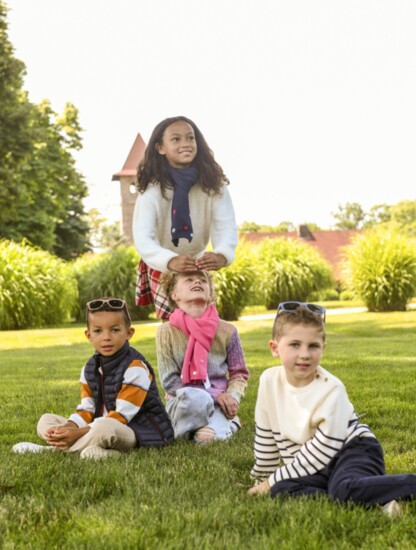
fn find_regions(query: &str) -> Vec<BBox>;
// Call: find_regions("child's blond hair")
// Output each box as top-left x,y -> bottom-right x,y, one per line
160,271 -> 216,311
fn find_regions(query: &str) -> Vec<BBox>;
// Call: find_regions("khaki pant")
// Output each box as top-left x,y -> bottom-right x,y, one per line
37,413 -> 137,453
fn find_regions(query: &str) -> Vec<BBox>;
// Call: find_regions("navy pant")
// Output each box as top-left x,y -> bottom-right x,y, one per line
270,437 -> 416,506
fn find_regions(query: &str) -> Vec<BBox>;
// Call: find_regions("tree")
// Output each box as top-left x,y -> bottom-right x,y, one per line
390,200 -> 416,236
239,221 -> 261,233
0,3 -> 90,259
332,202 -> 366,230
363,204 -> 392,229
238,221 -> 296,233
86,209 -> 127,250
0,1 -> 33,223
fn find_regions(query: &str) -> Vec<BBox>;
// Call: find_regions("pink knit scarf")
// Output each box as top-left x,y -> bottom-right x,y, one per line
169,304 -> 219,384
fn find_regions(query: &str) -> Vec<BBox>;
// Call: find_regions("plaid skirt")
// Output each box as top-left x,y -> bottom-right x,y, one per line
135,259 -> 171,319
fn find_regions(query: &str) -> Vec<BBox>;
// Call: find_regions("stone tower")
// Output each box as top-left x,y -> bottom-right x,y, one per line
112,133 -> 146,244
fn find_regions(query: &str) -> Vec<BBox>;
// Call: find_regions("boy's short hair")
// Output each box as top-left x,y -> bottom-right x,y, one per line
86,297 -> 132,328
160,270 -> 216,311
272,306 -> 326,341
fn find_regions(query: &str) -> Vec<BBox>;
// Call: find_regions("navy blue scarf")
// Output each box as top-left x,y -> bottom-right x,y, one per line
168,165 -> 199,246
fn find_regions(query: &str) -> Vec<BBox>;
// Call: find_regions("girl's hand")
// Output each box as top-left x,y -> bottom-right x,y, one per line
168,255 -> 197,272
247,479 -> 270,496
216,392 -> 239,419
195,252 -> 227,271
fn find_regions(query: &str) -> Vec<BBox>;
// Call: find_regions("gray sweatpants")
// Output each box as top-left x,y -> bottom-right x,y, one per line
166,387 -> 239,440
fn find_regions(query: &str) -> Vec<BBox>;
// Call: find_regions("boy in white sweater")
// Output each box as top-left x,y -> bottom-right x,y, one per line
248,301 -> 416,517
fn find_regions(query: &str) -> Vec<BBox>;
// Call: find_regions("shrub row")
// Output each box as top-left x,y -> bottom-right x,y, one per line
2,227 -> 416,329
73,246 -> 152,322
0,240 -> 78,330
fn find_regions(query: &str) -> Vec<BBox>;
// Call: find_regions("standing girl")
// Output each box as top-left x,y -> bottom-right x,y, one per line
133,116 -> 238,319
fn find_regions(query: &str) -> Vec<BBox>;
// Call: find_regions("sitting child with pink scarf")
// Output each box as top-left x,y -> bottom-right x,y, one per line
156,270 -> 249,443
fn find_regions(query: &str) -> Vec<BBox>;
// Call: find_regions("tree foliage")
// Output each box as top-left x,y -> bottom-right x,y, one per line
239,221 -> 297,233
332,202 -> 366,230
87,209 -> 127,250
0,2 -> 90,259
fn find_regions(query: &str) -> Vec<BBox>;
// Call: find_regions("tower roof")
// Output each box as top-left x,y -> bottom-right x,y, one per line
112,133 -> 147,181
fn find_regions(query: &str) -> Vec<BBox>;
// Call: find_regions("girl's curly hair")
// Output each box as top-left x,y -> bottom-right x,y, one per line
136,116 -> 229,197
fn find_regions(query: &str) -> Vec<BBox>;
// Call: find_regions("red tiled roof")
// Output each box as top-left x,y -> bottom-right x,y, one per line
112,133 -> 146,180
241,228 -> 360,280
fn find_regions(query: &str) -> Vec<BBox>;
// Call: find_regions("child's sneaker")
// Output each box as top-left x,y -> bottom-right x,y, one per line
382,500 -> 402,518
80,446 -> 121,460
12,442 -> 55,454
231,416 -> 241,433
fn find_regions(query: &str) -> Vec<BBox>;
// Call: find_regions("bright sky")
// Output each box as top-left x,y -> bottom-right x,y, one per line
6,0 -> 416,229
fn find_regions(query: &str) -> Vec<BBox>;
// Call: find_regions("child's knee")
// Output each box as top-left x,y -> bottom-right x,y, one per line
328,480 -> 351,503
88,419 -> 118,445
37,413 -> 58,437
176,387 -> 214,416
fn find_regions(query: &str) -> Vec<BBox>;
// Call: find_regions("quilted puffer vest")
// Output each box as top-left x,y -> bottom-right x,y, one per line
84,342 -> 174,447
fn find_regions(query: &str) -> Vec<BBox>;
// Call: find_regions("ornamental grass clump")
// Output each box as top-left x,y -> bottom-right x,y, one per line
212,240 -> 257,320
256,238 -> 334,310
342,228 -> 416,311
0,240 -> 78,330
73,245 -> 153,321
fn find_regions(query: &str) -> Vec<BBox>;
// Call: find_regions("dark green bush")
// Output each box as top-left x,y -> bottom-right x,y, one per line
255,238 -> 334,309
0,240 -> 78,329
212,241 -> 257,320
73,246 -> 153,321
342,228 -> 416,311
309,288 -> 340,301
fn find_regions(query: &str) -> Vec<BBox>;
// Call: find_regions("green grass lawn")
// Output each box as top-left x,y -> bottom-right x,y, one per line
1,309 -> 416,549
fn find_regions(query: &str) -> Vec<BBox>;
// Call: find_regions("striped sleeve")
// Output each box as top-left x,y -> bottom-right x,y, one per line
105,358 -> 152,424
250,376 -> 281,481
250,423 -> 281,480
156,324 -> 184,395
68,365 -> 95,427
225,329 -> 249,403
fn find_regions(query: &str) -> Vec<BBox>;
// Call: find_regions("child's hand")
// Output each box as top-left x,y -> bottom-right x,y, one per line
168,254 -> 197,272
216,392 -> 239,419
45,426 -> 88,450
247,479 -> 270,496
196,252 -> 227,271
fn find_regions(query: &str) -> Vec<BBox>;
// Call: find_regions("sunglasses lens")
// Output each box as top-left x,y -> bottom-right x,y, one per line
307,304 -> 324,315
88,300 -> 104,311
107,299 -> 124,309
283,302 -> 300,311
277,301 -> 326,319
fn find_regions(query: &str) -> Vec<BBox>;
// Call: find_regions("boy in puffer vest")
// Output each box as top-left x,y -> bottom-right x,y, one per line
12,298 -> 174,459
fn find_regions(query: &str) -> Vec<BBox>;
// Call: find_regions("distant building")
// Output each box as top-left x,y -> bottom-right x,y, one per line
241,225 -> 360,280
112,133 -> 146,244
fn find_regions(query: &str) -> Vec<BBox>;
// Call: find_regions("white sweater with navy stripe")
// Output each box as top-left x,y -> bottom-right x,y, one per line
250,365 -> 374,487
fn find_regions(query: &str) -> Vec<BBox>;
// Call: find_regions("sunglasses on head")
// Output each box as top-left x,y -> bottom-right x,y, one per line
277,301 -> 326,322
86,299 -> 127,312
